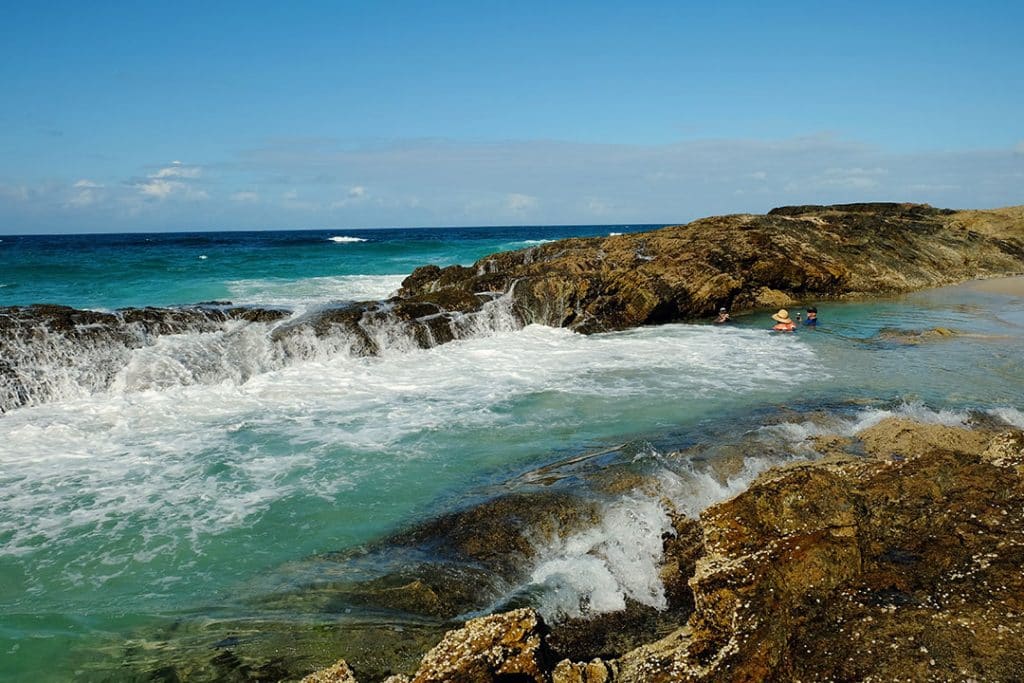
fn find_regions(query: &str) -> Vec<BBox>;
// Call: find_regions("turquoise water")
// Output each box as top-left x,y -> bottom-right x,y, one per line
0,226 -> 656,310
1,227 -> 1022,681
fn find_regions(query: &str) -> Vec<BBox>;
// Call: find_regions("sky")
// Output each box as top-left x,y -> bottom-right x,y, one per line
1,0 -> 1022,234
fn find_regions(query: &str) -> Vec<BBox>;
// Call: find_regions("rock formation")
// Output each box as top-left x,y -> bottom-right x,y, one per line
303,418 -> 1024,682
4,203 -> 1023,412
398,203 -> 1024,333
0,303 -> 290,412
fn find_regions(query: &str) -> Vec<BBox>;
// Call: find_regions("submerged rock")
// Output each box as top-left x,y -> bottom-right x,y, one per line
874,326 -> 959,344
301,659 -> 358,683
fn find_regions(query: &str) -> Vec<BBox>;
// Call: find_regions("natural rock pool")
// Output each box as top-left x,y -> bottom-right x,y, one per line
1,277 -> 1022,680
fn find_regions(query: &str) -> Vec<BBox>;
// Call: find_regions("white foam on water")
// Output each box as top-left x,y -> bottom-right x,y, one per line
659,457 -> 782,518
608,232 -> 623,236
760,400 -> 974,449
990,406 -> 1024,428
0,323 -> 823,582
500,239 -> 555,250
528,495 -> 672,619
109,322 -> 289,393
226,274 -> 406,308
328,236 -> 368,243
522,453 -> 783,622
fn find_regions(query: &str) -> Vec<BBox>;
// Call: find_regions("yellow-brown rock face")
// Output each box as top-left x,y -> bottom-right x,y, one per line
399,203 -> 1024,332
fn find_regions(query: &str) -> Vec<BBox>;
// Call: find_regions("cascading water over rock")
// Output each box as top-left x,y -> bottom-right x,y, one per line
0,291 -> 522,413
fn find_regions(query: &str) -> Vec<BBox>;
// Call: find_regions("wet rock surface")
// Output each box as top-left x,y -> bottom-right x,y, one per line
0,288 -> 511,412
615,418 -> 1024,682
0,303 -> 291,412
298,418 -> 1024,682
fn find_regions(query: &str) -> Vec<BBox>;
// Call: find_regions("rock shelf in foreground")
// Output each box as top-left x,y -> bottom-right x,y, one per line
306,418 -> 1024,681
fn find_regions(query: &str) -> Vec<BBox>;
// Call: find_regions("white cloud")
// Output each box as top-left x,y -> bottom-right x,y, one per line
138,179 -> 177,199
0,184 -> 32,201
153,165 -> 201,179
281,188 -> 319,211
5,135 -> 1023,232
505,192 -> 537,212
907,183 -> 961,192
134,162 -> 206,200
823,167 -> 888,177
819,175 -> 881,190
67,181 -> 103,207
584,197 -> 612,215
329,185 -> 369,209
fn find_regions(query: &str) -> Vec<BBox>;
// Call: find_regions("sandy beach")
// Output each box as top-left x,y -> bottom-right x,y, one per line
965,274 -> 1024,296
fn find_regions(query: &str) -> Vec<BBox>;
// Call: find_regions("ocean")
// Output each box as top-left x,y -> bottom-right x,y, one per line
1,225 -> 1023,680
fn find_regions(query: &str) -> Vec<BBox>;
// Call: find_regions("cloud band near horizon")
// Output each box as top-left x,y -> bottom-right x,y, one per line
1,134 -> 1022,234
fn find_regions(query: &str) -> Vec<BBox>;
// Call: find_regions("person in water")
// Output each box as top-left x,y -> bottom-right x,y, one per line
714,307 -> 731,324
804,306 -> 818,327
771,309 -> 797,332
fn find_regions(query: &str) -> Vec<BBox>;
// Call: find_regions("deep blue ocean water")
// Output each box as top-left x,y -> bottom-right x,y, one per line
1,225 -> 1022,680
0,225 -> 657,310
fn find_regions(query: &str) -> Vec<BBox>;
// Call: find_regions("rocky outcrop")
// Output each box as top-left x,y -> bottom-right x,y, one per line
327,609 -> 552,683
6,204 -> 1022,413
0,288 -> 515,412
0,303 -> 292,412
614,418 -> 1024,681
303,418 -> 1024,682
399,203 -> 1024,333
301,659 -> 359,683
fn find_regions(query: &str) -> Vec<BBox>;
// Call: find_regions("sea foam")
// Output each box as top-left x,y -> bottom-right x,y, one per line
0,325 -> 823,579
226,274 -> 406,308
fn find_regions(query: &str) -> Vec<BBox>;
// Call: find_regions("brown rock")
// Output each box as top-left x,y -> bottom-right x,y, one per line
552,658 -> 617,683
981,429 -> 1024,469
294,422 -> 1024,683
409,608 -> 551,683
7,203 -> 1024,413
875,326 -> 959,344
301,658 -> 358,683
614,424 -> 1024,682
857,417 -> 996,459
391,492 -> 599,576
399,203 -> 1024,333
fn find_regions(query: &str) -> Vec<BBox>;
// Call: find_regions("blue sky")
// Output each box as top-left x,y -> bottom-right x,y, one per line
1,1 -> 1022,233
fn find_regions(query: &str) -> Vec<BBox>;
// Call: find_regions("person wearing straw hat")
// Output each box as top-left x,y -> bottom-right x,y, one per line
771,309 -> 797,332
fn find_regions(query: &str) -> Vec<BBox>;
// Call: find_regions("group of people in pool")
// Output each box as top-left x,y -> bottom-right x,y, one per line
713,306 -> 818,331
